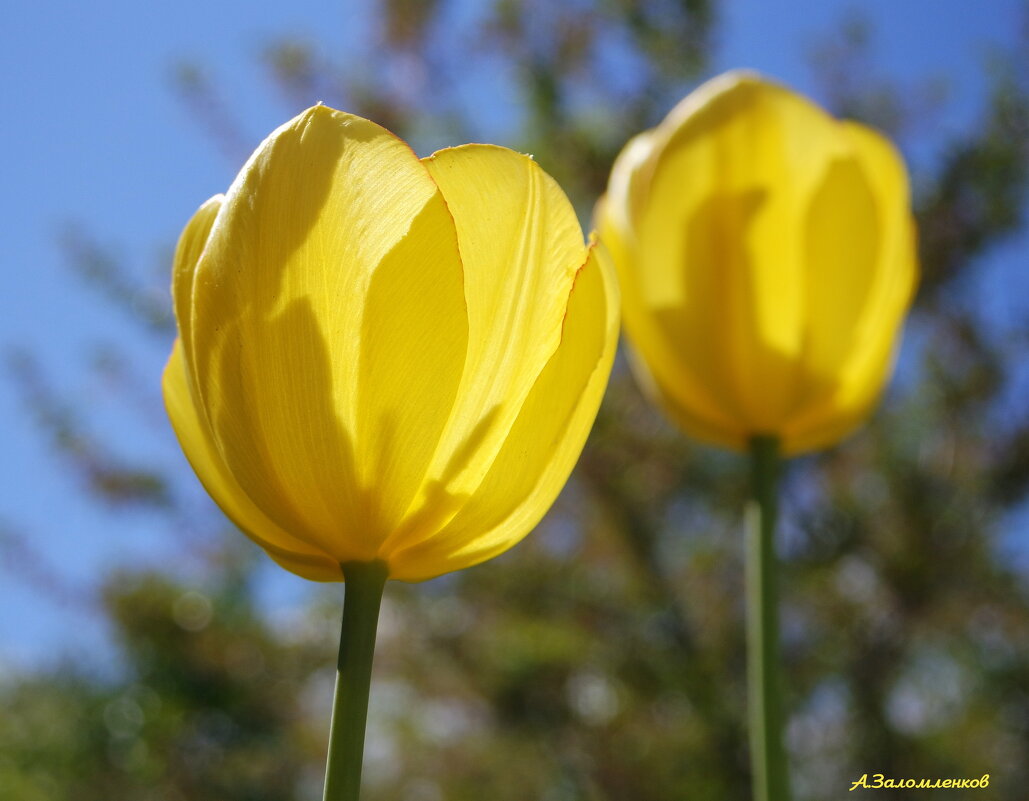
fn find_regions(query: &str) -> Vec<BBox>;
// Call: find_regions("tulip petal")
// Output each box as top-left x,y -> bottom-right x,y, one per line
379,145 -> 586,550
599,185 -> 748,449
172,195 -> 222,360
600,128 -> 748,446
163,341 -> 343,581
388,242 -> 619,581
800,151 -> 881,379
187,106 -> 468,561
784,123 -> 918,452
637,75 -> 847,432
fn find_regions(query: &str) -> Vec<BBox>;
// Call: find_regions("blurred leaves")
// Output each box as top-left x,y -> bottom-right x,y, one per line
1,566 -> 326,801
917,69 -> 1029,300
2,2 -> 1028,800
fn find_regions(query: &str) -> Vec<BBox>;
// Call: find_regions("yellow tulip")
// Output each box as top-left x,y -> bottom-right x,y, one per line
597,71 -> 918,455
163,105 -> 619,583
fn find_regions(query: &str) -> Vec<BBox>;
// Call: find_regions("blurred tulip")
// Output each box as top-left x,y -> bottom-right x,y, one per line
598,71 -> 918,454
164,105 -> 619,583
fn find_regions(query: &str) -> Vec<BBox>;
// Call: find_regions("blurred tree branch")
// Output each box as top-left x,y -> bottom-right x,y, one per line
3,3 -> 1027,800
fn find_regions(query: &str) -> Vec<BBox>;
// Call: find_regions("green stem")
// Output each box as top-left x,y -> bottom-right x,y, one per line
745,436 -> 791,801
323,560 -> 388,801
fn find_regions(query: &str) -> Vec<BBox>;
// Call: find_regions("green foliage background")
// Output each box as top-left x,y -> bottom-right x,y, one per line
2,2 -> 1028,799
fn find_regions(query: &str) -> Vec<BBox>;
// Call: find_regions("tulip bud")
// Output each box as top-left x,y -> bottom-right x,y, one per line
597,71 -> 918,454
164,106 -> 619,582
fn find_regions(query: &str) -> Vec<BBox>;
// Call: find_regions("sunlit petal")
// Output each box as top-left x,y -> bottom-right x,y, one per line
186,106 -> 467,560
785,123 -> 918,451
172,194 -> 221,363
379,145 -> 586,551
390,242 -> 619,580
163,341 -> 343,580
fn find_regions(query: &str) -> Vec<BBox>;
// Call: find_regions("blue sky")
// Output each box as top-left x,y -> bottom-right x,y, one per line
1,0 -> 1024,670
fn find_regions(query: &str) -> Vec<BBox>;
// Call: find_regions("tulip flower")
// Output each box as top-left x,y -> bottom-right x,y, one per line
597,71 -> 917,801
163,105 -> 618,800
598,70 -> 917,456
